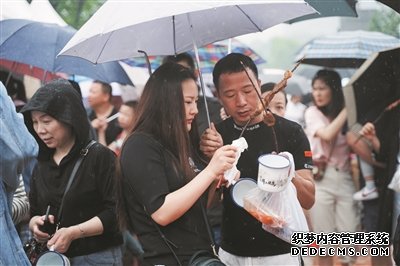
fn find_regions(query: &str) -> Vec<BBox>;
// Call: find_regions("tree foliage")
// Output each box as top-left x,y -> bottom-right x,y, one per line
49,0 -> 106,29
369,9 -> 400,38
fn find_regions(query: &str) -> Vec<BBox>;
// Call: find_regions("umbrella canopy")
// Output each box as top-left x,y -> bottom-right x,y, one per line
0,59 -> 61,82
0,19 -> 133,85
343,46 -> 400,169
376,0 -> 400,13
343,45 -> 400,128
295,30 -> 400,68
287,0 -> 357,23
122,39 -> 266,73
59,0 -> 316,63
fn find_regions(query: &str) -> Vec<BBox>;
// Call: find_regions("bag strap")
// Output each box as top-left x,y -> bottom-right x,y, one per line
56,140 -> 96,228
124,178 -> 183,266
199,200 -> 219,257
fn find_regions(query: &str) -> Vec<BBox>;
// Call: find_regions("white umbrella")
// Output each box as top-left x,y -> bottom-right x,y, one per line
60,0 -> 315,63
60,0 -> 316,126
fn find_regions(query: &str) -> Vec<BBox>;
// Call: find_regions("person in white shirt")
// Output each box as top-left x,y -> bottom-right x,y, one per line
285,93 -> 307,127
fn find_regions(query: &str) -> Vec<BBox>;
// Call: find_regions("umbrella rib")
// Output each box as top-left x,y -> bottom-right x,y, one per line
235,5 -> 262,32
96,31 -> 115,64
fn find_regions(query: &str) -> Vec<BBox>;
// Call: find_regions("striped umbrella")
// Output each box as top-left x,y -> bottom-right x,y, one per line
295,30 -> 400,68
122,39 -> 266,73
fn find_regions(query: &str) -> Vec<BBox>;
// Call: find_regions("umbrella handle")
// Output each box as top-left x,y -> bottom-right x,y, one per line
138,50 -> 152,75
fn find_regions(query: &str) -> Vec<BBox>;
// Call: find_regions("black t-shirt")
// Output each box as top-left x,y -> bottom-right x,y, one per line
120,133 -> 211,265
216,115 -> 312,257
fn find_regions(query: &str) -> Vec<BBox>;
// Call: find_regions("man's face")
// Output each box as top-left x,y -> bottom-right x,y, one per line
217,69 -> 262,126
88,82 -> 108,108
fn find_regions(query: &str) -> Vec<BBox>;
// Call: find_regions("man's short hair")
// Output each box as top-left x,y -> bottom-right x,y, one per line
213,53 -> 258,92
93,80 -> 112,101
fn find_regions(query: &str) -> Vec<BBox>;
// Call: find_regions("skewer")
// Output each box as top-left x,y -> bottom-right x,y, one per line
292,56 -> 305,73
237,58 -> 304,136
354,98 -> 400,144
240,61 -> 267,111
239,118 -> 253,138
105,112 -> 120,123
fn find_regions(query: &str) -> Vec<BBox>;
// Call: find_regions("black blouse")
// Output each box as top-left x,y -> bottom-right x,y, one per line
29,142 -> 122,257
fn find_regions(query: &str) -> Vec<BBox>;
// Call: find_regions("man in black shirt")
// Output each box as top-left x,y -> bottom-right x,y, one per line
87,80 -> 122,145
200,53 -> 315,265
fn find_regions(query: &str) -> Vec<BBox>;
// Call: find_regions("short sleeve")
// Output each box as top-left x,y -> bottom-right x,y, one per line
304,106 -> 327,138
286,122 -> 313,170
120,134 -> 169,214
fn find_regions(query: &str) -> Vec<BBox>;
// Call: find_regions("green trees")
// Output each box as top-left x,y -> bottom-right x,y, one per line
369,9 -> 400,38
49,0 -> 105,29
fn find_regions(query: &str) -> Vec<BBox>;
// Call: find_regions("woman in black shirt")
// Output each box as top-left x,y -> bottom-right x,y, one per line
119,62 -> 237,265
22,79 -> 123,264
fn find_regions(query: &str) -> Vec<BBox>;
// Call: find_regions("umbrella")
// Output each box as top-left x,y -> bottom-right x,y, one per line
0,19 -> 133,85
192,39 -> 267,73
287,0 -> 357,23
343,45 -> 400,128
376,0 -> 400,13
59,1 -> 316,63
295,30 -> 400,68
122,39 -> 266,74
59,0 -> 316,126
343,45 -> 400,169
0,59 -> 61,82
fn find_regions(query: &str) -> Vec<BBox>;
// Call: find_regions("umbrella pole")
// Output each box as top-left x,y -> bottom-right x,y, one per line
138,50 -> 152,75
5,71 -> 13,87
5,61 -> 18,86
227,38 -> 232,54
187,14 -> 211,128
42,70 -> 48,83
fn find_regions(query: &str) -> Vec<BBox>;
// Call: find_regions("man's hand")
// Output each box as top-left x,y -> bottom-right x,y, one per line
200,122 -> 223,158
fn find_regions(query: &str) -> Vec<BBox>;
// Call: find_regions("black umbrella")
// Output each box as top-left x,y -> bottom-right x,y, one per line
287,0 -> 357,24
344,46 -> 400,166
344,46 -> 400,127
377,0 -> 400,13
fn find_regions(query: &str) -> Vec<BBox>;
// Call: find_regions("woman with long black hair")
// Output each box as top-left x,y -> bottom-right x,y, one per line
119,62 -> 237,265
305,69 -> 359,266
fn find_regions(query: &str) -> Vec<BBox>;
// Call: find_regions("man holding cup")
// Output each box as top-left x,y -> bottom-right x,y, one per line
200,53 -> 315,265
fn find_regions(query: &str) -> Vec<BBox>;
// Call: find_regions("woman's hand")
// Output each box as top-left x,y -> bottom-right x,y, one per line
47,226 -> 80,254
29,215 -> 55,242
206,145 -> 237,179
359,122 -> 376,141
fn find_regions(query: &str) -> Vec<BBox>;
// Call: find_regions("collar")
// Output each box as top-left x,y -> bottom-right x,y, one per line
233,121 -> 262,132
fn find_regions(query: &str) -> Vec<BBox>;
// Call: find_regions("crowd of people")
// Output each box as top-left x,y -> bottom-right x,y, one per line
1,51 -> 399,266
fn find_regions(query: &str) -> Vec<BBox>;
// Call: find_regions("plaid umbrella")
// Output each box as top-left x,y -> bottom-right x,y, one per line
295,30 -> 400,68
122,39 -> 266,73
